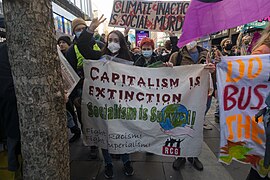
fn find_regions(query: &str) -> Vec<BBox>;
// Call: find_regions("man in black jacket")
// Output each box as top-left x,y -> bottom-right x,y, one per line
65,15 -> 106,158
58,35 -> 72,56
57,35 -> 82,143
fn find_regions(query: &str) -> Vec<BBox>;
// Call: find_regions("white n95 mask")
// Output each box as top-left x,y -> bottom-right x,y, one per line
108,42 -> 121,53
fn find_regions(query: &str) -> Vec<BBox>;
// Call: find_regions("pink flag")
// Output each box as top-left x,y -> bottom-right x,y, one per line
178,0 -> 270,47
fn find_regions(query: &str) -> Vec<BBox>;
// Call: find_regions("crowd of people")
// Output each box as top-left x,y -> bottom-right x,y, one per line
1,12 -> 270,179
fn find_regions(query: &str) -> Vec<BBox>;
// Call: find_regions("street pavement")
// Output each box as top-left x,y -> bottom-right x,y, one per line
69,99 -> 251,180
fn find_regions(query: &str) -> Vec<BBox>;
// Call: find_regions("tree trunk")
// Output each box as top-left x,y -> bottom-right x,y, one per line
2,0 -> 70,179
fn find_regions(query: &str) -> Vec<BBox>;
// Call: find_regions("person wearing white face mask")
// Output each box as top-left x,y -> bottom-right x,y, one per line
100,30 -> 134,179
102,30 -> 133,61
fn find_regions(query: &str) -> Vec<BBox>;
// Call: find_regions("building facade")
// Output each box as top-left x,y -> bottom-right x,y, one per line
53,0 -> 93,37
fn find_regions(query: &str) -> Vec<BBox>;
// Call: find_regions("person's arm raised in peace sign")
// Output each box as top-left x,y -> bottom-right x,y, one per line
88,14 -> 107,33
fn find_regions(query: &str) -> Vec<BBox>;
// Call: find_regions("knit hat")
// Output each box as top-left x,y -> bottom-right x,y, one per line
140,37 -> 155,49
71,18 -> 87,33
220,38 -> 230,47
57,36 -> 71,46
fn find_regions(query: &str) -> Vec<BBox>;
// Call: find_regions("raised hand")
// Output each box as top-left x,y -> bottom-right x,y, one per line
163,62 -> 174,67
214,49 -> 222,62
204,63 -> 216,73
124,27 -> 130,37
168,31 -> 175,37
89,14 -> 107,32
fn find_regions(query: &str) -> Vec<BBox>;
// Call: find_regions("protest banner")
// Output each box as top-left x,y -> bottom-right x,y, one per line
81,59 -> 210,156
109,0 -> 190,32
57,47 -> 80,95
99,55 -> 134,65
217,55 -> 270,177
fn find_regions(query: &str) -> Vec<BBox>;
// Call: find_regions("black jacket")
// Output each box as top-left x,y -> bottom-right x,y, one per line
0,42 -> 15,97
133,36 -> 179,67
133,52 -> 170,67
66,28 -> 102,74
0,42 -> 20,140
65,29 -> 103,100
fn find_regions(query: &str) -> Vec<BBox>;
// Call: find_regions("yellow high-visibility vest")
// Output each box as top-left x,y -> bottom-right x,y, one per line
74,43 -> 101,69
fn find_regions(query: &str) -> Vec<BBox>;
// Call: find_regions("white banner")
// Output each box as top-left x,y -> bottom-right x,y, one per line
217,54 -> 270,177
82,60 -> 209,157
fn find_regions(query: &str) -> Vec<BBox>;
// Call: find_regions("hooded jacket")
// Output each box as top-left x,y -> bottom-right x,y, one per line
169,46 -> 208,66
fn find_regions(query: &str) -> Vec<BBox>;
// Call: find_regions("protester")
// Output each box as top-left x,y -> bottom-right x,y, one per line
237,32 -> 252,55
212,38 -> 236,123
0,16 -> 21,174
57,35 -> 81,143
100,29 -> 134,179
57,35 -> 72,56
101,33 -> 106,43
66,16 -> 105,75
154,46 -> 163,56
252,29 -> 270,54
163,32 -> 179,56
131,47 -> 141,55
169,40 -> 215,171
164,39 -> 172,54
220,38 -> 236,56
232,45 -> 240,56
66,15 -> 106,158
102,30 -> 133,61
247,31 -> 262,54
133,35 -> 178,67
134,37 -> 159,66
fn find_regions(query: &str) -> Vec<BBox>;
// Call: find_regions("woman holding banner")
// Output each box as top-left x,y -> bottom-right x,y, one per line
100,29 -> 134,179
99,28 -> 181,178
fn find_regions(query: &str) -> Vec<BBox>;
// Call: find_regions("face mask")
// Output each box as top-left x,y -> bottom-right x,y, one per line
142,50 -> 153,58
186,41 -> 197,51
108,42 -> 121,53
75,31 -> 82,38
224,43 -> 233,50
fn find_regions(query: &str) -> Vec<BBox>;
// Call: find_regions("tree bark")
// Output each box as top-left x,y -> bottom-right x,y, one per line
2,0 -> 70,179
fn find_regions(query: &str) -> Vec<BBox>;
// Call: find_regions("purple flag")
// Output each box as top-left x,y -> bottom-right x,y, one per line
178,0 -> 270,47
